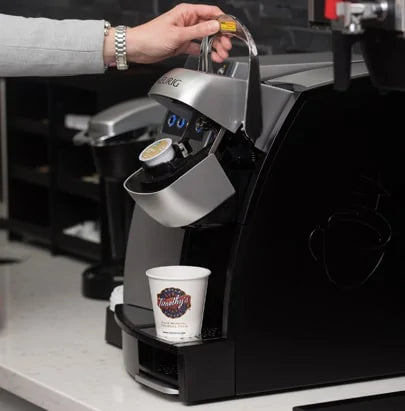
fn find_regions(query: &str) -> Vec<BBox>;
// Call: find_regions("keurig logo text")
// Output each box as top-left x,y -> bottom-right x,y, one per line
157,288 -> 191,318
157,76 -> 182,88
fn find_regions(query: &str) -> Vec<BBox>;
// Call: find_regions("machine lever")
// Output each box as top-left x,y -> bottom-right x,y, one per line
198,14 -> 263,142
332,30 -> 357,91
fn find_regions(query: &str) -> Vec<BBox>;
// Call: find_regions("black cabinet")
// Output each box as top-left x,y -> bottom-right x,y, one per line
4,66 -> 166,262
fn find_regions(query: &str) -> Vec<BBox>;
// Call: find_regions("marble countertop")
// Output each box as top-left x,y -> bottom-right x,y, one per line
0,231 -> 405,411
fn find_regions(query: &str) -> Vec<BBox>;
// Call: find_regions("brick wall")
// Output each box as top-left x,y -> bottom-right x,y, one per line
0,0 -> 331,54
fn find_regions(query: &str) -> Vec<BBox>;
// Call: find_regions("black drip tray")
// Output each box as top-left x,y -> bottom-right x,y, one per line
294,391 -> 405,411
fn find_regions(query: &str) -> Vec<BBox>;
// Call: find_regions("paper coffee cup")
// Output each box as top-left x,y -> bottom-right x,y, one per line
146,265 -> 211,341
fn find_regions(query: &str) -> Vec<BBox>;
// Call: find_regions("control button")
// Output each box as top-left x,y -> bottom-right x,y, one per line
195,116 -> 210,133
195,125 -> 203,134
177,118 -> 187,129
167,114 -> 177,127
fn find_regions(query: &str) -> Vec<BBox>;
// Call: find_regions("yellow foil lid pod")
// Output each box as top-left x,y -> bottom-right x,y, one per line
139,138 -> 175,167
220,21 -> 237,33
217,15 -> 242,36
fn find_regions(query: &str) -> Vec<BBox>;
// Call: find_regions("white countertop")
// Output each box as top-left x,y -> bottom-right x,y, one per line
0,230 -> 405,411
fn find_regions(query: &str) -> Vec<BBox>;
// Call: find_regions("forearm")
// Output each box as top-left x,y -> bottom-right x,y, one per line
0,4 -> 229,78
0,14 -> 105,77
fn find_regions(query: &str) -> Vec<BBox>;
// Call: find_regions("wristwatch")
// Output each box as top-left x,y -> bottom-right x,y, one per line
115,25 -> 128,70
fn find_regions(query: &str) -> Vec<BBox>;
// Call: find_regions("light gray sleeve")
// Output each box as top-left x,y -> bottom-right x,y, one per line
0,14 -> 106,77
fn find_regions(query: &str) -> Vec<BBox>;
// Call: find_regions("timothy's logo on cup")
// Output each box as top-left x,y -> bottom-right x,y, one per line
157,288 -> 191,318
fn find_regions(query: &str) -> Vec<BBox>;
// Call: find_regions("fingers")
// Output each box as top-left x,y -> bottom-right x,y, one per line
219,35 -> 233,51
212,45 -> 229,61
180,41 -> 227,64
213,36 -> 232,52
183,37 -> 232,63
182,41 -> 201,56
183,39 -> 230,62
212,36 -> 232,60
169,4 -> 233,64
180,20 -> 220,42
211,51 -> 226,64
174,3 -> 224,20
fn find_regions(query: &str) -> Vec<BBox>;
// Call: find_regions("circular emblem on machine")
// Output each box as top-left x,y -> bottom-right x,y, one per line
157,287 -> 191,318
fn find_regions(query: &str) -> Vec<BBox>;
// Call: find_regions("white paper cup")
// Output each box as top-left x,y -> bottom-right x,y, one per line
146,265 -> 211,341
138,138 -> 175,167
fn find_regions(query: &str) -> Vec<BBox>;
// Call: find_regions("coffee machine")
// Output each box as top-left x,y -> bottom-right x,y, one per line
74,98 -> 166,299
310,0 -> 405,91
115,15 -> 405,404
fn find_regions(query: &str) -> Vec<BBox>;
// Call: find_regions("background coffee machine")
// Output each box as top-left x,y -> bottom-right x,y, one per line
74,98 -> 165,299
115,19 -> 405,404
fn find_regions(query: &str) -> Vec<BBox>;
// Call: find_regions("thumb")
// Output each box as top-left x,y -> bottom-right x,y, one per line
180,20 -> 220,42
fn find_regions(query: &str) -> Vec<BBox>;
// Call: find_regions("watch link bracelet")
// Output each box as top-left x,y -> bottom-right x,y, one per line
115,25 -> 129,70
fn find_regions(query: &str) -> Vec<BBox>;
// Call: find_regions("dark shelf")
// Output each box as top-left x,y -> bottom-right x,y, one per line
6,218 -> 50,244
5,74 -> 149,264
9,116 -> 49,137
10,165 -> 50,187
57,174 -> 99,201
55,233 -> 100,262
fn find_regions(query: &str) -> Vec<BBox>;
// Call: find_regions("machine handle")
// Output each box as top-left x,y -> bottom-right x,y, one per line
324,1 -> 359,91
199,14 -> 263,142
332,30 -> 357,91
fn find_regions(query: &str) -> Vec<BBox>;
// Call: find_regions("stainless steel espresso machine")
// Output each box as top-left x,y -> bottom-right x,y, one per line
115,15 -> 405,404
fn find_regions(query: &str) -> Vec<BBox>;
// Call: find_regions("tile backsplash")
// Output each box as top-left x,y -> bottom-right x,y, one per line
0,0 -> 331,54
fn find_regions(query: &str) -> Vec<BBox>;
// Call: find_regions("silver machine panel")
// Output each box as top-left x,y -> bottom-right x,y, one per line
124,153 -> 236,228
149,68 -> 247,134
74,97 -> 166,146
268,61 -> 368,91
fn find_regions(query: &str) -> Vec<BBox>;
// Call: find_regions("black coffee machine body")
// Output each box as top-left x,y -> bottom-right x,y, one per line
115,46 -> 405,403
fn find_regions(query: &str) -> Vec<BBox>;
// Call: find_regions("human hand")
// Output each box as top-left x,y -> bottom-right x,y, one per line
104,3 -> 233,66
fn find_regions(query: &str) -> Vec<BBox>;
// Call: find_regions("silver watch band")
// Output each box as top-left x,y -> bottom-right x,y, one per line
115,25 -> 128,70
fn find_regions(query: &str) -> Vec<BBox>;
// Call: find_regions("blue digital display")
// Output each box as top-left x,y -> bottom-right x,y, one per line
162,111 -> 209,143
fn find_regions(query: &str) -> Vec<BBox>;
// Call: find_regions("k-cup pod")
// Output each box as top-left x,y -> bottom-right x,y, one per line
139,138 -> 175,167
146,265 -> 211,341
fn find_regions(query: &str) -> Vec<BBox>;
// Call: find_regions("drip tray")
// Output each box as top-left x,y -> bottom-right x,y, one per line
115,303 -> 236,403
294,391 -> 405,410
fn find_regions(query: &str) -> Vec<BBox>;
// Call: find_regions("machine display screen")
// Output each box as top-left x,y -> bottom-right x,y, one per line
161,110 -> 190,139
161,110 -> 217,153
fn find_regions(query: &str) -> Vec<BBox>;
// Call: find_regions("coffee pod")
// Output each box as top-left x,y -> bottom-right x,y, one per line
139,138 -> 175,167
146,265 -> 211,341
